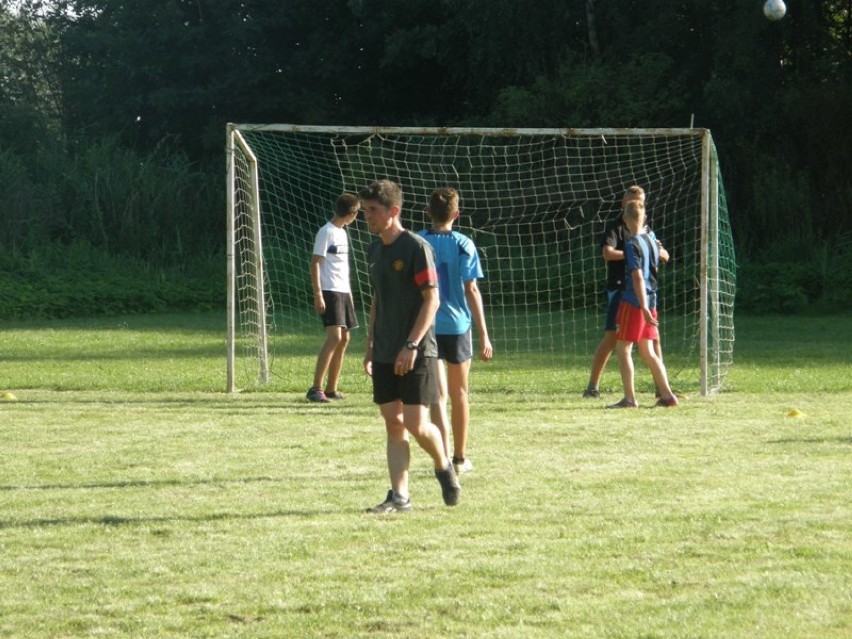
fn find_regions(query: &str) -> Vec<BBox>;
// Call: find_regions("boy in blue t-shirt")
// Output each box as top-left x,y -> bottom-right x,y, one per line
609,200 -> 678,409
418,188 -> 493,474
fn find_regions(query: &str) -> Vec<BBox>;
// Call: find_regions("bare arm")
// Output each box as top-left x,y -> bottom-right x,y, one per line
632,269 -> 658,327
464,280 -> 493,361
310,255 -> 325,313
602,245 -> 624,262
363,298 -> 375,376
396,286 -> 440,375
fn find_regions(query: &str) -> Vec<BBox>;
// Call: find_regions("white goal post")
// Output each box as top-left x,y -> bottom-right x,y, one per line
226,124 -> 736,395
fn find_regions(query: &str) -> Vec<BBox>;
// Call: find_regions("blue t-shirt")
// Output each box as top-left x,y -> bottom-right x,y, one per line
622,231 -> 659,309
417,229 -> 484,336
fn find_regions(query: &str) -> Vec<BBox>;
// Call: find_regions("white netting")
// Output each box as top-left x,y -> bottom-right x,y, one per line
228,126 -> 736,394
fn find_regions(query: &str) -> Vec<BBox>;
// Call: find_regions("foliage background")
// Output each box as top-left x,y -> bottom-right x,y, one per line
1,0 -> 851,318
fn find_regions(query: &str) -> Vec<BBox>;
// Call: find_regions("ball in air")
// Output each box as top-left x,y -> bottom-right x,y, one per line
764,0 -> 787,21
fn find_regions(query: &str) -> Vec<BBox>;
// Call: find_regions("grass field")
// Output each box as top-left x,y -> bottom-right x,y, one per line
0,313 -> 850,638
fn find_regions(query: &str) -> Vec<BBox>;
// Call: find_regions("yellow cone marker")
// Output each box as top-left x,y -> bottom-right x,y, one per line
786,408 -> 805,418
2,392 -> 17,401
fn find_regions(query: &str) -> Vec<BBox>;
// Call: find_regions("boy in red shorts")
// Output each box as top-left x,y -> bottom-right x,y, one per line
608,200 -> 678,409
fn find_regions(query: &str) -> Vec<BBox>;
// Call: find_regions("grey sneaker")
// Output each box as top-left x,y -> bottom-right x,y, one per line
452,457 -> 473,475
435,463 -> 461,506
306,387 -> 331,403
366,490 -> 412,514
606,398 -> 639,409
655,396 -> 679,408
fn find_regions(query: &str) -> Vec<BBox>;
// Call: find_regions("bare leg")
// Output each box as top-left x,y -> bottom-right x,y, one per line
615,340 -> 637,404
447,360 -> 472,461
587,330 -> 617,389
429,359 -> 451,459
380,401 -> 411,499
402,403 -> 449,469
324,329 -> 350,393
312,326 -> 344,389
637,340 -> 674,399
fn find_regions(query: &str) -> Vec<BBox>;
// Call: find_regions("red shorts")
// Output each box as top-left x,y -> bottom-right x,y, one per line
614,302 -> 659,343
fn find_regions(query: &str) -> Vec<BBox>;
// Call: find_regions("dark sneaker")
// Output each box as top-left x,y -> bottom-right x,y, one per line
435,463 -> 461,506
606,398 -> 639,409
366,490 -> 412,514
306,387 -> 331,403
655,396 -> 679,408
582,388 -> 601,399
324,390 -> 345,400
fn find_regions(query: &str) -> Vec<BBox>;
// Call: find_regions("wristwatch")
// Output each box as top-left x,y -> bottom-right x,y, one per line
405,340 -> 419,351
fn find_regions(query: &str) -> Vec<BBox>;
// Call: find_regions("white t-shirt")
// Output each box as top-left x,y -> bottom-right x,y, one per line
312,221 -> 351,292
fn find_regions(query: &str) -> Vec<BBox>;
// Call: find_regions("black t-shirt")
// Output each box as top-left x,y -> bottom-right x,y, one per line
601,216 -> 629,291
367,230 -> 439,363
600,216 -> 653,291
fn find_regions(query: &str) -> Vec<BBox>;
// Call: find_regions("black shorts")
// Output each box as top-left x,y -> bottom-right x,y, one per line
435,329 -> 473,364
321,291 -> 359,330
372,356 -> 439,406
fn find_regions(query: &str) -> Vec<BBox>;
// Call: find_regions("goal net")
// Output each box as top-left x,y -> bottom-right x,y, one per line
226,125 -> 736,395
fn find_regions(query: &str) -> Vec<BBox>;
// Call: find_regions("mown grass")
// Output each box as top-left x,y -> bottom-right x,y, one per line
0,313 -> 850,638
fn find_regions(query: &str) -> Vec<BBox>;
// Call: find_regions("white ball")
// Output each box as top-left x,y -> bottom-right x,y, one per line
764,0 -> 787,21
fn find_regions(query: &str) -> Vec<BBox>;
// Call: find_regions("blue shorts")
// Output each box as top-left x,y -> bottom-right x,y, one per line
435,329 -> 473,364
604,289 -> 621,332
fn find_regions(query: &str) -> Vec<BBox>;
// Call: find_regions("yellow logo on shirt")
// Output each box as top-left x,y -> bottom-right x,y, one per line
393,259 -> 404,272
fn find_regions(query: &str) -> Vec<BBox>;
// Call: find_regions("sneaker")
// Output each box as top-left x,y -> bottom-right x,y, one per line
606,398 -> 639,409
306,387 -> 331,403
655,396 -> 679,408
452,457 -> 473,475
435,463 -> 461,506
324,390 -> 345,400
582,388 -> 601,399
366,490 -> 412,514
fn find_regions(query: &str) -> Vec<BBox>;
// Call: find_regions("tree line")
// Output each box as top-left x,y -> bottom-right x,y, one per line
1,0 -> 850,317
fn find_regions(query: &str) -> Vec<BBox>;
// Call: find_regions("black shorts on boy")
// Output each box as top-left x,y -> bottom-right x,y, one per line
371,356 -> 439,406
320,290 -> 359,329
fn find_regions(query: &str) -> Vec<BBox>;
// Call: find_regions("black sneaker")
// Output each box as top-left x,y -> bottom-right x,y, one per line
366,490 -> 412,514
324,390 -> 345,400
306,387 -> 331,403
434,463 -> 461,506
582,388 -> 600,399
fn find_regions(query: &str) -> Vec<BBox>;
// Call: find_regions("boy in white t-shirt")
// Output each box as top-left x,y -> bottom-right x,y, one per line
307,193 -> 360,403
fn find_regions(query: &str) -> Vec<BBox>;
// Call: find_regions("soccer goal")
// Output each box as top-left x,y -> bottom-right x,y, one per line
226,124 -> 736,395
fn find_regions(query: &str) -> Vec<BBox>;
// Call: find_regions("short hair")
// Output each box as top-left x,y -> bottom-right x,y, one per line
623,185 -> 646,204
335,193 -> 360,217
426,187 -> 459,224
358,179 -> 403,210
623,199 -> 646,223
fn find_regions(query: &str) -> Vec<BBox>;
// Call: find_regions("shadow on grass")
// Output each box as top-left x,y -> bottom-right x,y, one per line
0,475 -> 282,492
767,436 -> 852,445
0,508 -> 341,530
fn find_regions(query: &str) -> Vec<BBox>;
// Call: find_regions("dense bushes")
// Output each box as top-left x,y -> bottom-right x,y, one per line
0,135 -> 224,320
735,238 -> 852,314
0,241 -> 222,321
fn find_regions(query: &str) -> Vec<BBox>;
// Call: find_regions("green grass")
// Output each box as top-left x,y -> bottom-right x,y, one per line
0,313 -> 850,638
